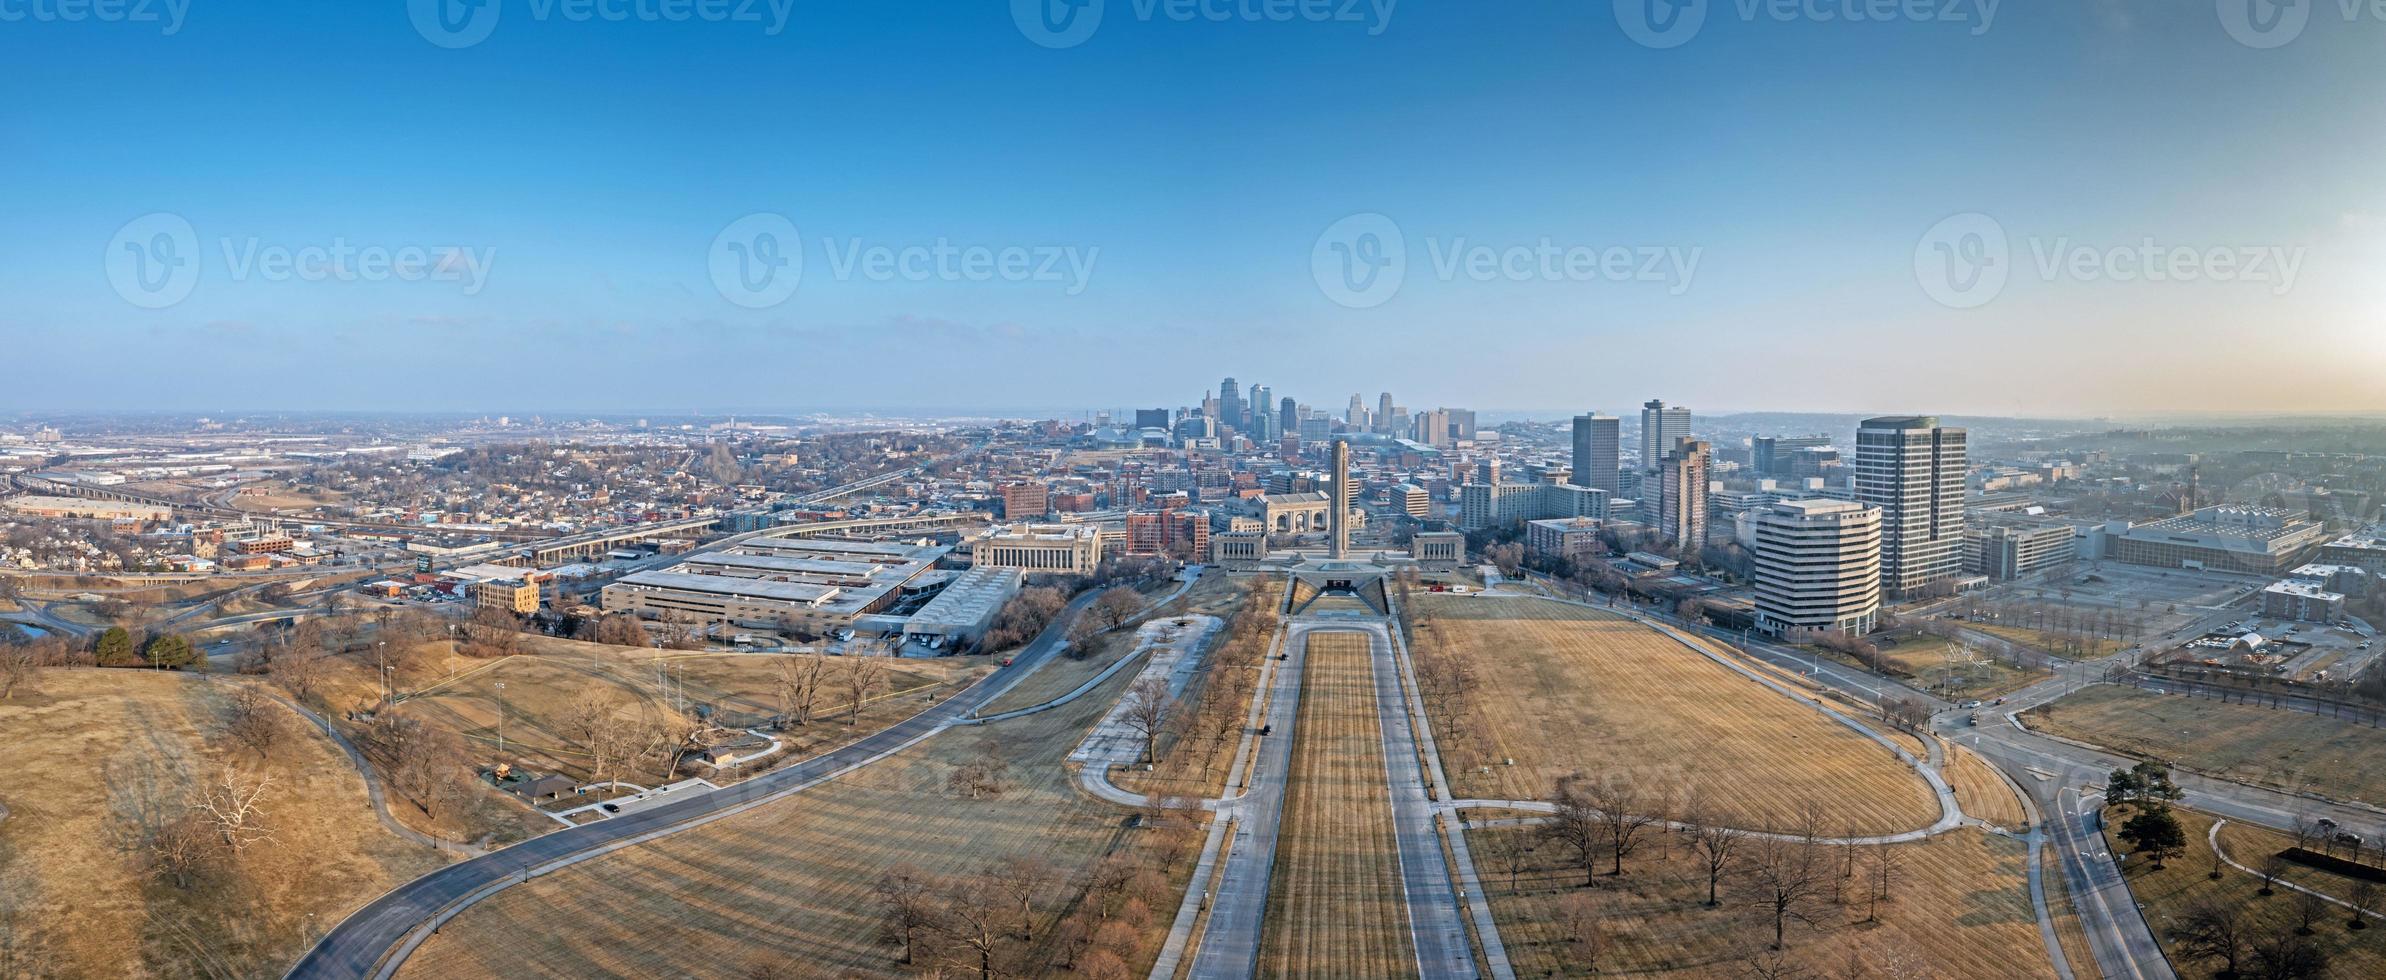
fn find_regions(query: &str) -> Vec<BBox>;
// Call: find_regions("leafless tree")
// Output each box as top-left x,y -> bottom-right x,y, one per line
223,685 -> 285,762
372,713 -> 470,821
842,656 -> 888,725
2175,897 -> 2250,976
268,643 -> 331,702
145,811 -> 217,890
1121,677 -> 1174,765
1556,890 -> 1607,970
2350,880 -> 2379,930
935,870 -> 1010,980
993,855 -> 1059,943
2258,852 -> 2289,895
2252,926 -> 2329,979
1482,830 -> 1538,892
1590,776 -> 1660,877
874,865 -> 939,965
772,656 -> 827,728
561,686 -> 636,786
1544,773 -> 1606,887
1687,814 -> 1747,908
0,645 -> 39,701
2293,887 -> 2329,936
1863,843 -> 1907,922
1090,586 -> 1143,631
947,738 -> 1012,800
189,766 -> 275,854
1741,831 -> 1828,950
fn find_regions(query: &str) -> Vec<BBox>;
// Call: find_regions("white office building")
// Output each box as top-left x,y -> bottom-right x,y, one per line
1752,498 -> 1883,638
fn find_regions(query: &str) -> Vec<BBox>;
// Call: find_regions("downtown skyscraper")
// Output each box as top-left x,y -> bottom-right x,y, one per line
1571,413 -> 1620,495
1854,416 -> 1968,598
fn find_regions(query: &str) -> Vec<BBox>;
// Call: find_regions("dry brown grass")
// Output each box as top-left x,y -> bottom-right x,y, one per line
977,624 -> 1141,716
1946,744 -> 2028,832
0,669 -> 445,978
1413,595 -> 1939,836
1470,823 -> 2052,978
2040,837 -> 2103,980
1257,630 -> 1415,979
2028,684 -> 2386,807
399,652 -> 1190,980
2115,806 -> 2386,979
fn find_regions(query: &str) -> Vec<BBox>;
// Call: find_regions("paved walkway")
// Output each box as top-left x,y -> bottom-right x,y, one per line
1067,615 -> 1222,807
1362,620 -> 1478,978
1180,618 -> 1317,980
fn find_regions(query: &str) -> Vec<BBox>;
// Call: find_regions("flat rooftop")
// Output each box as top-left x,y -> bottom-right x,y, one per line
608,571 -> 843,606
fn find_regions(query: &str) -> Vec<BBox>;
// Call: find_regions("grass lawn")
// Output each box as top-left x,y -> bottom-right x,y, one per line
1974,623 -> 2128,660
1862,634 -> 2050,700
1468,823 -> 2052,978
2026,685 -> 2386,807
401,640 -> 1199,980
1945,743 -> 2028,832
1412,595 -> 1939,836
1257,630 -> 1415,979
0,669 -> 445,978
2112,806 -> 2386,979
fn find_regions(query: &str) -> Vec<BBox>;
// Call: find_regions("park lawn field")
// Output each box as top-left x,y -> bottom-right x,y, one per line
400,650 -> 1193,980
1257,630 -> 1416,979
0,669 -> 446,978
1867,634 -> 2049,700
2026,684 -> 2386,807
1413,596 -> 1939,836
1469,822 -> 2051,978
1945,744 -> 2028,832
398,651 -> 981,783
977,620 -> 1143,716
1974,624 -> 2127,660
2112,807 -> 2386,978
2040,839 -> 2103,980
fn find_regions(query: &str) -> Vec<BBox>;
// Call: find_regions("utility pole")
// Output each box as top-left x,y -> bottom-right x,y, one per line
496,681 -> 507,757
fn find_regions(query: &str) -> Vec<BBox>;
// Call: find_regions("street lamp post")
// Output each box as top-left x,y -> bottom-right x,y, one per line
496,681 -> 507,757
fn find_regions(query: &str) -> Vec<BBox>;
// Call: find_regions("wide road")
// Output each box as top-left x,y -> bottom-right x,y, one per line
1362,621 -> 1476,978
1185,617 -> 1317,980
287,585 -> 1107,980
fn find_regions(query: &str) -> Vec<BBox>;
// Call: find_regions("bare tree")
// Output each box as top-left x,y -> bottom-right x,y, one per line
1863,843 -> 1907,922
0,645 -> 39,701
874,865 -> 939,965
2257,852 -> 2288,896
189,766 -> 275,854
2293,887 -> 2329,936
1741,832 -> 1828,950
1687,814 -> 1747,908
1590,776 -> 1660,876
1544,773 -> 1606,887
1556,891 -> 1607,970
993,855 -> 1059,943
2350,880 -> 2379,930
2175,897 -> 2250,976
935,871 -> 1010,980
1482,830 -> 1538,892
2252,927 -> 2329,979
223,686 -> 285,762
372,713 -> 470,821
842,656 -> 888,725
144,812 -> 216,890
772,656 -> 827,728
1090,586 -> 1143,631
947,738 -> 1013,800
561,686 -> 636,786
268,643 -> 331,702
1121,677 -> 1174,765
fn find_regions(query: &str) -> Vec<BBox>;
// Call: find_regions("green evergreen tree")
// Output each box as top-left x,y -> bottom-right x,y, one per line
142,633 -> 199,670
94,626 -> 139,667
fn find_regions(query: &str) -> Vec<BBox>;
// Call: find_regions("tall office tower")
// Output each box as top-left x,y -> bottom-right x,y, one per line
1377,392 -> 1394,433
1345,394 -> 1368,430
1752,498 -> 1883,638
1250,384 -> 1271,434
1412,409 -> 1451,448
1855,416 -> 1969,598
1571,413 -> 1620,495
1447,408 -> 1478,442
1475,457 -> 1501,486
1656,439 -> 1711,549
1218,378 -> 1242,433
1328,439 -> 1352,560
1641,399 -> 1692,471
1752,435 -> 1833,478
1280,396 -> 1298,436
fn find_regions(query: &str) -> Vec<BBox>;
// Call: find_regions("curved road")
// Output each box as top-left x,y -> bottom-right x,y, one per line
287,585 -> 1109,980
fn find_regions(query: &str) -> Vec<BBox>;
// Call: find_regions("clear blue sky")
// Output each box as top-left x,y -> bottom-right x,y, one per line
4,1 -> 2381,417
